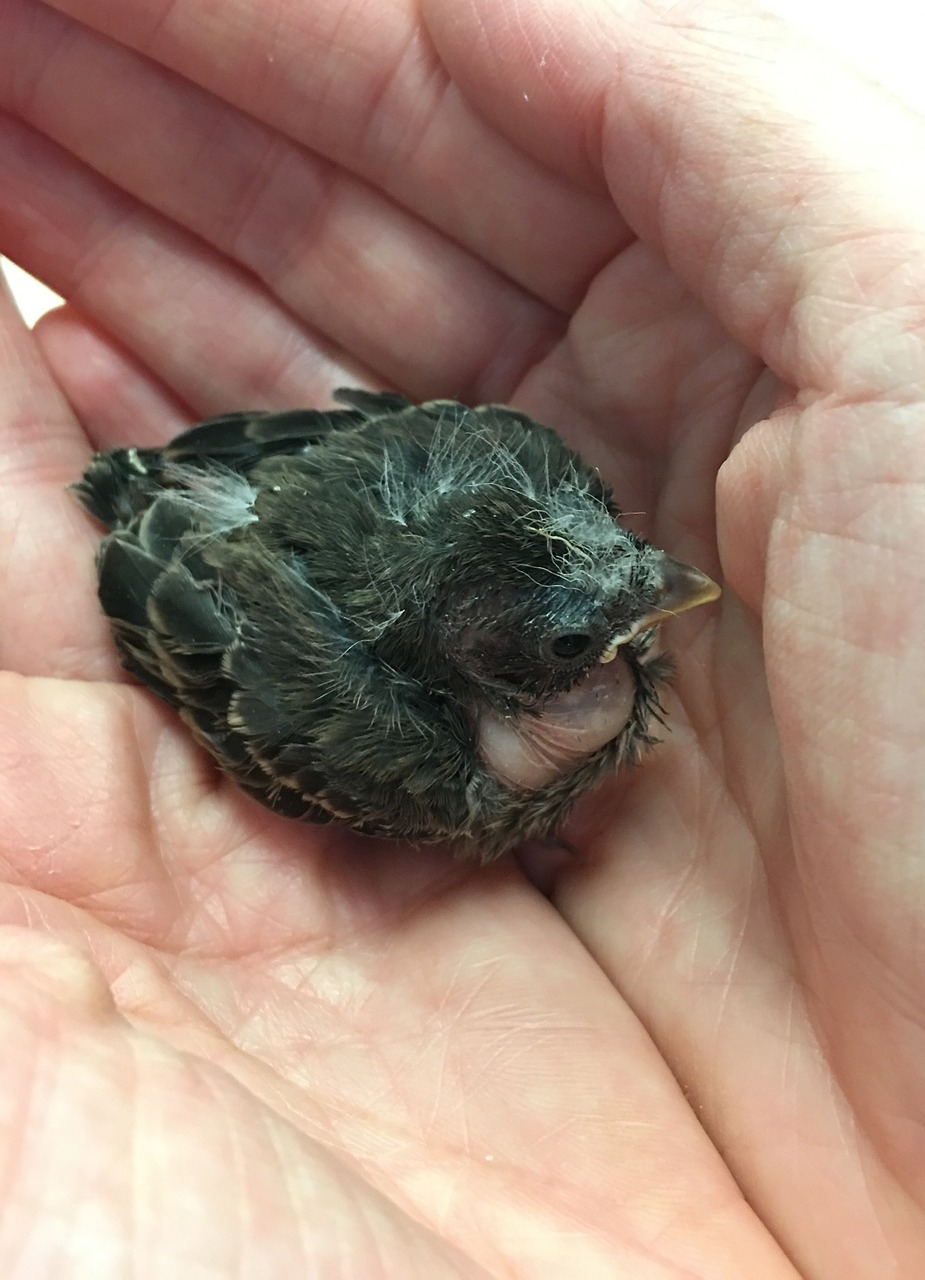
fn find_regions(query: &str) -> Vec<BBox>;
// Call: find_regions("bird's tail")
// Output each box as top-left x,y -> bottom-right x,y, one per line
71,447 -> 162,530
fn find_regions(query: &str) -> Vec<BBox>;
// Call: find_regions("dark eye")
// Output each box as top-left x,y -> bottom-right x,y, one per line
546,631 -> 593,662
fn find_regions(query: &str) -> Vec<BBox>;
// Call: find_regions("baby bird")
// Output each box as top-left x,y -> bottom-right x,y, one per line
74,389 -> 719,860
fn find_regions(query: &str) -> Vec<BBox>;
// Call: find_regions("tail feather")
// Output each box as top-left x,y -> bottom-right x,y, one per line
71,448 -> 158,530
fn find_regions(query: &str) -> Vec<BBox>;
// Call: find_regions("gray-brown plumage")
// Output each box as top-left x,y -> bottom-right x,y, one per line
73,390 -> 719,860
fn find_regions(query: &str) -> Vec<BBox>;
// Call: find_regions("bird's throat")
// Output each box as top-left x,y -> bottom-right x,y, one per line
476,658 -> 637,789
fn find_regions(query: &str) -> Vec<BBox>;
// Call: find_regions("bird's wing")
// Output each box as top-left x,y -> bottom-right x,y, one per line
164,389 -> 418,468
162,404 -> 368,468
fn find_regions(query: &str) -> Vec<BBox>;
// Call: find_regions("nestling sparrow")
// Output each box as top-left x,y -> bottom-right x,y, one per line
73,389 -> 719,860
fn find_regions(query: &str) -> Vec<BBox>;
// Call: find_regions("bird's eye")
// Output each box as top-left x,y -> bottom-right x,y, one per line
547,631 -> 593,662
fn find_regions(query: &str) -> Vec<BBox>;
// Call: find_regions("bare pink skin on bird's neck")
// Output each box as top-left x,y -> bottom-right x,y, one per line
476,658 -> 636,789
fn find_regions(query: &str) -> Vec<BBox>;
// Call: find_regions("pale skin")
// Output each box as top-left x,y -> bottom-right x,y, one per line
0,0 -> 923,1275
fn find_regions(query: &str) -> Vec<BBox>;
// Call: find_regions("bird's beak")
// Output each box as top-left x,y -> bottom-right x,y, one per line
653,554 -> 722,617
599,554 -> 721,662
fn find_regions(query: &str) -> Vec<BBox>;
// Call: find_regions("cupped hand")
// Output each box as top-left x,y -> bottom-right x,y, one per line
1,1 -> 924,1275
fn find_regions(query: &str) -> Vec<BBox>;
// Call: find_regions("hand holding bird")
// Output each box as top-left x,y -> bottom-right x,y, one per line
0,0 -> 923,1276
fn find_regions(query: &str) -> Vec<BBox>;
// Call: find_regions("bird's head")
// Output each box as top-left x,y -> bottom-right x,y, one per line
362,415 -> 720,790
365,479 -> 717,791
425,483 -> 718,707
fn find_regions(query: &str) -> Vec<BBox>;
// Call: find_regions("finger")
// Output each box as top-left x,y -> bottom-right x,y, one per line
0,276 -> 119,676
425,0 -> 925,398
25,0 -> 626,306
33,305 -> 196,446
0,110 -> 560,409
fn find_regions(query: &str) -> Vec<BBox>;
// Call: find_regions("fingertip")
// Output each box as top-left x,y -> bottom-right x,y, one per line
33,306 -> 194,448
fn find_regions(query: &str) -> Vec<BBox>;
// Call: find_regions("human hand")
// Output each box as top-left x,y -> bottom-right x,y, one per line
1,0 -> 924,1275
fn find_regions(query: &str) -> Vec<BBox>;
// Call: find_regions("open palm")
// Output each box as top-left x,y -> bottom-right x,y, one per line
1,1 -> 924,1275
